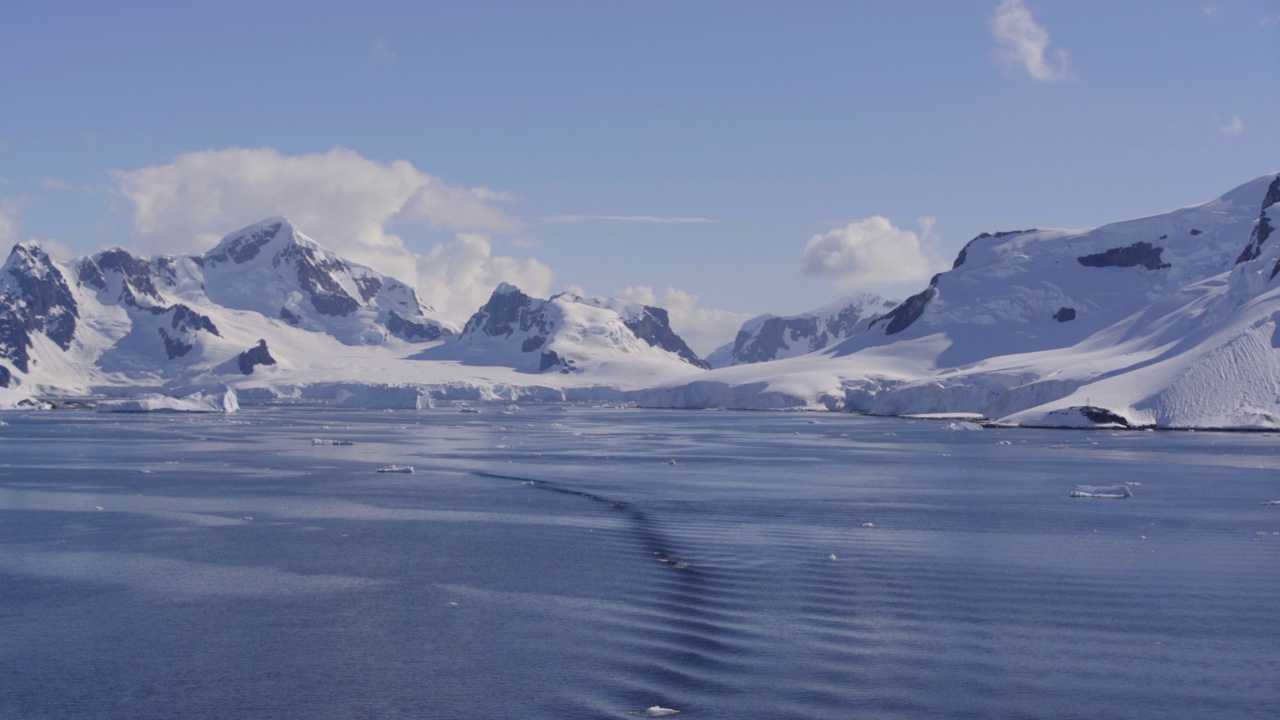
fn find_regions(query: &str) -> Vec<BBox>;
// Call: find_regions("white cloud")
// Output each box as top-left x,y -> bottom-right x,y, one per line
992,0 -> 1073,82
0,197 -> 21,245
413,233 -> 554,322
370,38 -> 395,67
616,285 -> 753,356
545,215 -> 718,224
40,177 -> 75,191
801,216 -> 946,290
110,146 -> 545,324
1218,114 -> 1245,135
112,147 -> 520,256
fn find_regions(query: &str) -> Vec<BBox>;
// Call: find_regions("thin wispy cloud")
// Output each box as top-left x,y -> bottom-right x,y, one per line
40,177 -> 75,191
1217,114 -> 1245,136
545,215 -> 719,224
991,0 -> 1073,82
370,38 -> 395,67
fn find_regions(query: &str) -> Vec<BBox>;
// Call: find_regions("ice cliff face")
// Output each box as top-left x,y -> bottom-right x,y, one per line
640,173 -> 1280,429
712,293 -> 898,367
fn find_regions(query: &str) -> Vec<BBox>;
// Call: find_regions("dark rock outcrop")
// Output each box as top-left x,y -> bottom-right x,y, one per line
1053,307 -> 1076,322
96,248 -> 163,302
280,307 -> 301,325
386,310 -> 447,341
205,221 -> 284,265
0,244 -> 79,373
1077,406 -> 1131,427
237,339 -> 277,375
871,277 -> 939,336
1236,215 -> 1273,265
0,363 -> 10,387
464,284 -> 553,340
623,306 -> 709,369
1078,242 -> 1170,271
952,230 -> 1032,269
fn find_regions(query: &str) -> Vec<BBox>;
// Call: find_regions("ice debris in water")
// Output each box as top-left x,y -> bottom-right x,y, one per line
942,421 -> 983,431
312,438 -> 355,446
1262,500 -> 1280,506
667,459 -> 678,465
997,440 -> 1013,445
376,465 -> 414,474
1071,485 -> 1133,499
643,707 -> 680,717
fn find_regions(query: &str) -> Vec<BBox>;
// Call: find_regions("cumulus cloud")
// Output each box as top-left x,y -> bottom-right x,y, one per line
615,285 -> 753,356
110,146 -> 545,324
801,216 -> 946,290
111,146 -> 519,254
1217,114 -> 1245,135
414,233 -> 554,321
545,215 -> 718,224
992,0 -> 1072,82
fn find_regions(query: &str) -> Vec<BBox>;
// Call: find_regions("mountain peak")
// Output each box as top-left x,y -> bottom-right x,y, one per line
203,217 -> 304,265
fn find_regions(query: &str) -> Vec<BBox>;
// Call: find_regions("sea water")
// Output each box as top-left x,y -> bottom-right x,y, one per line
1,406 -> 1277,719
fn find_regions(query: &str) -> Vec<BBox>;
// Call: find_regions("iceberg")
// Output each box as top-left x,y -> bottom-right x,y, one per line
1070,485 -> 1133,499
376,465 -> 414,474
98,388 -> 238,414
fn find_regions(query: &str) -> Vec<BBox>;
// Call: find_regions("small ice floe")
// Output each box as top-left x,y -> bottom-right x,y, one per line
376,465 -> 415,474
1071,485 -> 1133,499
95,506 -> 104,511
1262,500 -> 1280,506
861,522 -> 876,527
311,438 -> 355,446
942,421 -> 983,431
829,553 -> 838,561
997,440 -> 1013,445
1124,481 -> 1142,487
459,407 -> 480,414
642,707 -> 680,717
666,459 -> 678,465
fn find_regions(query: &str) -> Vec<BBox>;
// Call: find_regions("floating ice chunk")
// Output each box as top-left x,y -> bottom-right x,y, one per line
829,553 -> 838,561
376,465 -> 414,474
312,438 -> 355,446
1071,485 -> 1133,499
643,707 -> 680,717
666,459 -> 678,465
997,440 -> 1013,445
459,407 -> 480,414
1262,500 -> 1280,506
98,388 -> 238,414
942,421 -> 983,431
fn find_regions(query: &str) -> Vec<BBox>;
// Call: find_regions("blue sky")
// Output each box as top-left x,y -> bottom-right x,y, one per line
1,0 -> 1277,351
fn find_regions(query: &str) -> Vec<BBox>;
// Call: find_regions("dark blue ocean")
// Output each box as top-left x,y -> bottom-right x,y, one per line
1,405 -> 1277,719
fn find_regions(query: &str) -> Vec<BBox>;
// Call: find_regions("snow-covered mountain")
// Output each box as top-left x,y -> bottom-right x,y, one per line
0,218 -> 707,399
640,173 -> 1280,429
418,283 -> 709,379
706,293 -> 898,368
1,218 -> 453,392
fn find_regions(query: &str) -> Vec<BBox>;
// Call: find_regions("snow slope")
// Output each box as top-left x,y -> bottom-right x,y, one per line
640,173 -> 1280,429
707,293 -> 898,367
